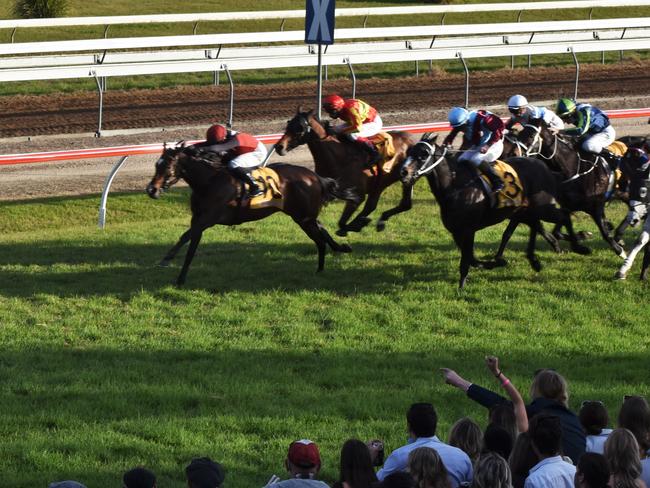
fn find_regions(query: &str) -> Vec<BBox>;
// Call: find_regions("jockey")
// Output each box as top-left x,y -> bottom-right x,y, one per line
322,94 -> 382,166
443,106 -> 505,192
198,124 -> 265,197
506,94 -> 564,132
555,97 -> 616,158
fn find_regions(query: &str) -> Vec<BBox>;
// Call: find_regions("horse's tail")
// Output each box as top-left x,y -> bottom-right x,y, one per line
317,175 -> 360,204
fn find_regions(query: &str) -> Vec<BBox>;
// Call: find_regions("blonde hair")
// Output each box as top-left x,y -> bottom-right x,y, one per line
529,369 -> 569,407
604,428 -> 642,488
472,452 -> 513,488
448,417 -> 482,463
407,447 -> 451,488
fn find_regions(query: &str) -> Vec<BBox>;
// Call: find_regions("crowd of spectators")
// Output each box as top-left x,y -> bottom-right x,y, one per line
49,357 -> 650,488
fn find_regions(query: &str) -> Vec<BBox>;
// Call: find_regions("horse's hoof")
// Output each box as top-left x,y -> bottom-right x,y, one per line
572,244 -> 592,255
617,249 -> 628,260
376,220 -> 386,232
494,257 -> 508,267
616,239 -> 625,247
316,267 -> 324,273
615,270 -> 627,280
576,231 -> 593,241
529,258 -> 542,272
158,260 -> 171,268
338,244 -> 353,253
641,269 -> 649,281
335,228 -> 348,237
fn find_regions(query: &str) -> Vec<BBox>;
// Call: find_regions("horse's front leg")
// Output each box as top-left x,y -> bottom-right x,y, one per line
454,231 -> 475,289
377,182 -> 413,232
336,197 -> 364,236
346,185 -> 383,232
176,226 -> 204,286
159,228 -> 192,266
591,206 -> 627,259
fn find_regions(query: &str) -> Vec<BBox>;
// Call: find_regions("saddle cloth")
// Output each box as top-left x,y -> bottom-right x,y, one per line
369,132 -> 398,173
479,160 -> 526,209
248,167 -> 283,210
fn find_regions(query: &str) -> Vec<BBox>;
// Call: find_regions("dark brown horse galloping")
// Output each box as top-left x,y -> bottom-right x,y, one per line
401,134 -> 590,288
274,109 -> 413,236
146,145 -> 353,286
502,119 -> 627,259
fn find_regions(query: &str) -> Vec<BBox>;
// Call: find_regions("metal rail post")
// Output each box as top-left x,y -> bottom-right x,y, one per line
222,64 -> 234,128
345,58 -> 356,99
512,10 -> 523,69
98,155 -> 129,229
92,71 -> 103,137
457,52 -> 470,108
569,47 -> 580,100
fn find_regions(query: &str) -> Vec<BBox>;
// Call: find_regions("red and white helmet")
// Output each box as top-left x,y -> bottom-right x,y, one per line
206,124 -> 227,144
323,94 -> 345,112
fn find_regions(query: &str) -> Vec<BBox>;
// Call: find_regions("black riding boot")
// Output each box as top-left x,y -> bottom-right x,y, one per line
360,140 -> 382,168
230,166 -> 264,197
478,161 -> 504,192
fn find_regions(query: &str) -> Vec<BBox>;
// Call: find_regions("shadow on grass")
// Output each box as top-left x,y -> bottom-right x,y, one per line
0,237 -> 466,297
0,347 -> 648,487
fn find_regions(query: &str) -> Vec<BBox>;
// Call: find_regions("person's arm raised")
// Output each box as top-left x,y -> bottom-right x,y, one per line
485,356 -> 528,433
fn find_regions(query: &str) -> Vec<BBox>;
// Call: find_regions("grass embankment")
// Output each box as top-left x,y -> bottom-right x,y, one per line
0,184 -> 648,487
0,1 -> 649,96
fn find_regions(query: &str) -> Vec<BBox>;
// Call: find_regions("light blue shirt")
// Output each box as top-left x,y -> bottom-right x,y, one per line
586,428 -> 613,454
641,457 -> 650,488
376,436 -> 473,488
524,456 -> 576,488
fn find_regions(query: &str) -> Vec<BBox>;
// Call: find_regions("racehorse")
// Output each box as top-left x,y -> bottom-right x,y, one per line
615,147 -> 650,280
501,118 -> 627,259
400,134 -> 590,288
274,108 -> 414,236
146,144 -> 353,286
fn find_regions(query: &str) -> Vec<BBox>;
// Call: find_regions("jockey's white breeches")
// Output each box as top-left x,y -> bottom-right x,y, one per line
459,139 -> 505,167
228,142 -> 267,169
582,125 -> 616,153
334,115 -> 383,139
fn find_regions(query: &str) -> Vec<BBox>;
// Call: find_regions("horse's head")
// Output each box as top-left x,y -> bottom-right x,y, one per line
400,133 -> 446,185
274,107 -> 328,155
146,144 -> 185,199
621,146 -> 650,180
513,118 -> 549,157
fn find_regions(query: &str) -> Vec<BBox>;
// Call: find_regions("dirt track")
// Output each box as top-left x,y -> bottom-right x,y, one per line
1,61 -> 650,201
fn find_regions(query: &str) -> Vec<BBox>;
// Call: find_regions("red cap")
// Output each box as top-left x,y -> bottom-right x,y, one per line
287,439 -> 321,468
206,124 -> 227,144
322,94 -> 345,111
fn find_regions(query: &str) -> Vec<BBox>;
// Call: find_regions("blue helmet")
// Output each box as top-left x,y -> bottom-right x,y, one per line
448,107 -> 469,128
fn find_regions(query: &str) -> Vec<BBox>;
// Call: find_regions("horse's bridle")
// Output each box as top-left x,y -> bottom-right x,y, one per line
404,141 -> 448,178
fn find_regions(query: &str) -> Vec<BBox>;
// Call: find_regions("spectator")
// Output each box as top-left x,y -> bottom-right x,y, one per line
508,432 -> 537,488
407,447 -> 451,488
48,482 -> 87,488
123,467 -> 157,488
448,418 -> 483,465
489,403 -> 518,446
376,403 -> 472,488
373,472 -> 415,488
333,439 -> 377,488
442,364 -> 585,463
579,400 -> 612,454
604,428 -> 647,488
471,452 -> 512,488
524,414 -> 575,488
483,423 -> 514,461
618,396 -> 650,487
575,452 -> 610,488
270,439 -> 329,488
186,457 -> 225,488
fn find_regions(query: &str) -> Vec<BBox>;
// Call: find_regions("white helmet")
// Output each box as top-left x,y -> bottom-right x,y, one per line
507,94 -> 528,109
